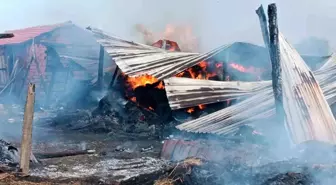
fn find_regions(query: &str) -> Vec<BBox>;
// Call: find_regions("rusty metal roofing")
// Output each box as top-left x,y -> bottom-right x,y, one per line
88,27 -> 230,80
164,77 -> 270,110
0,21 -> 72,45
176,33 -> 336,143
279,33 -> 336,144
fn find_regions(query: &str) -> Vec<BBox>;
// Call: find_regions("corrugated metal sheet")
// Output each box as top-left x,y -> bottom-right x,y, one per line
175,75 -> 336,135
279,33 -> 336,144
164,77 -> 270,110
176,89 -> 275,134
89,27 -> 231,80
0,21 -> 72,45
165,57 -> 336,110
176,34 -> 336,143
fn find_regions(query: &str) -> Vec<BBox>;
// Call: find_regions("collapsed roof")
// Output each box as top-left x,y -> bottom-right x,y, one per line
176,33 -> 336,144
88,27 -> 231,80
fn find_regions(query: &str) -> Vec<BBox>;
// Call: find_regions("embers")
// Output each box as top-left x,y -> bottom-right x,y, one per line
175,60 -> 224,81
122,76 -> 171,120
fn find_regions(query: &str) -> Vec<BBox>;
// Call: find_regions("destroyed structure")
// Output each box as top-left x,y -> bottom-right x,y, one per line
1,3 -> 336,185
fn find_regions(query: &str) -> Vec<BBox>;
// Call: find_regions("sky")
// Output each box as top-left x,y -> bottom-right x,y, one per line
1,0 -> 336,52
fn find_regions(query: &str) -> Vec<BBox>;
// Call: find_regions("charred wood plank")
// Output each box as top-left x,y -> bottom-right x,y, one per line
256,5 -> 270,49
97,45 -> 105,90
0,33 -> 14,39
268,3 -> 285,125
19,83 -> 35,175
35,150 -> 95,159
109,66 -> 119,89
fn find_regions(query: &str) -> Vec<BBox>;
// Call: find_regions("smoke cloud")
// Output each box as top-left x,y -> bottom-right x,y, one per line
1,0 -> 336,52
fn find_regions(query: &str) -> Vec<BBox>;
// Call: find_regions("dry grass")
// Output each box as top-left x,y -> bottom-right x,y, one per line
182,157 -> 202,167
154,178 -> 175,185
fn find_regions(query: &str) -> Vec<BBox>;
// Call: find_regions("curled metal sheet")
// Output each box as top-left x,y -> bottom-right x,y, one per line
176,34 -> 336,144
166,57 -> 336,111
279,33 -> 336,144
164,77 -> 270,110
88,27 -> 231,80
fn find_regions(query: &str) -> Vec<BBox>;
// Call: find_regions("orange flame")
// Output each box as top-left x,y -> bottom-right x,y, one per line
130,97 -> 137,102
229,62 -> 264,75
187,107 -> 195,113
136,24 -> 199,52
126,74 -> 164,90
179,60 -> 220,81
156,81 -> 165,89
198,104 -> 206,110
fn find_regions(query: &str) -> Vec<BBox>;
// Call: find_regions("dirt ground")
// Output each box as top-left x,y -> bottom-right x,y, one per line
0,110 -> 167,184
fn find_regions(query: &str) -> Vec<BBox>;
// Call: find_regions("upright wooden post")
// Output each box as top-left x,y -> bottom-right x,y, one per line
109,66 -> 119,89
20,83 -> 35,175
268,3 -> 285,123
256,5 -> 270,49
97,45 -> 104,90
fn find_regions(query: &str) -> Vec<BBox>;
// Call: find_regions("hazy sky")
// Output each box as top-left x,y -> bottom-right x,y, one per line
1,0 -> 336,51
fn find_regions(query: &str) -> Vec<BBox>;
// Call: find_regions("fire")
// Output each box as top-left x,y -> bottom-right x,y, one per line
156,81 -> 165,89
130,97 -> 136,102
126,74 -> 164,90
176,61 -> 223,81
187,107 -> 195,113
198,104 -> 206,110
176,61 -> 223,114
229,62 -> 264,76
135,24 -> 199,52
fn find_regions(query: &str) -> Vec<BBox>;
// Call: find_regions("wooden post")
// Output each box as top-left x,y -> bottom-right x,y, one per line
97,45 -> 104,90
109,66 -> 119,89
256,5 -> 270,49
268,3 -> 285,123
20,83 -> 35,175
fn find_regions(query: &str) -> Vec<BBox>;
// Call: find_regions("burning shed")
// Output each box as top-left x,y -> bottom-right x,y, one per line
0,21 -> 111,106
88,27 -> 333,120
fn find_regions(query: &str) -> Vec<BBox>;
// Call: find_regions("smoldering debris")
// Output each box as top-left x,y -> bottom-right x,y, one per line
51,99 -> 163,139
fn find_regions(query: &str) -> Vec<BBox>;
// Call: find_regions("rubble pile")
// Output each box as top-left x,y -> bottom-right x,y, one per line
51,97 -> 164,139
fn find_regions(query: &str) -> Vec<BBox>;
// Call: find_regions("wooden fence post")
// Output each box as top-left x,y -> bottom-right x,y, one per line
19,83 -> 35,175
97,45 -> 104,90
268,3 -> 285,124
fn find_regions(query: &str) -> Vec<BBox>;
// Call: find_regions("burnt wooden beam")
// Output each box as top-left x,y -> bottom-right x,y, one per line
19,56 -> 34,99
35,149 -> 95,159
256,5 -> 270,49
97,45 -> 105,90
268,3 -> 285,124
109,66 -> 119,89
19,83 -> 35,175
0,33 -> 14,39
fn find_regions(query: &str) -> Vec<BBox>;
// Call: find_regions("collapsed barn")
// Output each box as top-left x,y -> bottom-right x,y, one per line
1,3 -> 336,185
0,21 -> 112,108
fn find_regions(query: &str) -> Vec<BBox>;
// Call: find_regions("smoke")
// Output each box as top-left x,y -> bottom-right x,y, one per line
135,24 -> 200,52
1,0 -> 336,183
1,0 -> 336,52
